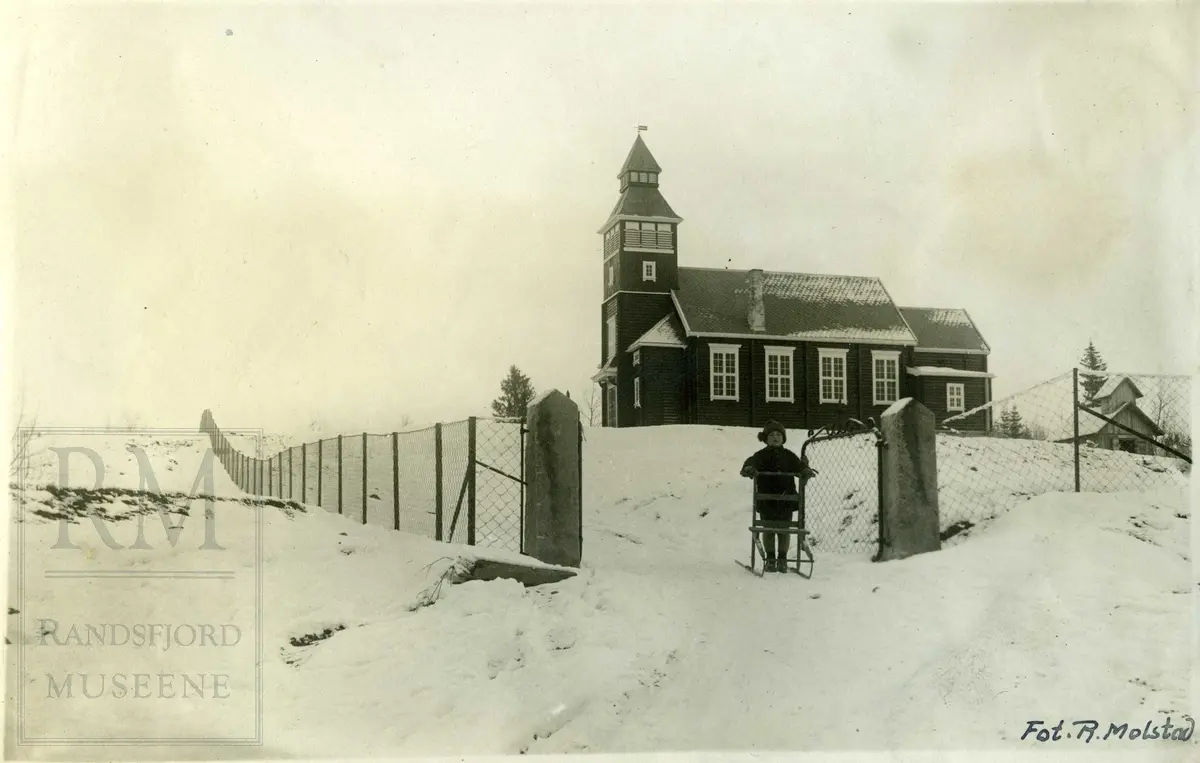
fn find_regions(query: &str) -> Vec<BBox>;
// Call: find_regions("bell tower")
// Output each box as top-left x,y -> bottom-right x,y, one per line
595,129 -> 683,427
598,131 -> 682,299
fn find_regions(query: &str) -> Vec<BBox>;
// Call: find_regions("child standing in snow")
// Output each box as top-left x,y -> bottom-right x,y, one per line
740,421 -> 815,572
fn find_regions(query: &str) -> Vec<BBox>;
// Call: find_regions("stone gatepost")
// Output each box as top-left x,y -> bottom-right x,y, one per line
523,390 -> 582,567
877,398 -> 941,561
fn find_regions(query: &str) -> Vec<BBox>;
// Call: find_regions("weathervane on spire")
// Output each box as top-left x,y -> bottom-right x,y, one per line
635,124 -> 648,133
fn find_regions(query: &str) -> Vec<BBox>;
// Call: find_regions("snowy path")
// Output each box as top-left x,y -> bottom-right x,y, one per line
535,490 -> 1193,753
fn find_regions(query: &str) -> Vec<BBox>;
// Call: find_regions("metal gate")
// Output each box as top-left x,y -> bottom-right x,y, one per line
799,418 -> 886,554
443,417 -> 527,553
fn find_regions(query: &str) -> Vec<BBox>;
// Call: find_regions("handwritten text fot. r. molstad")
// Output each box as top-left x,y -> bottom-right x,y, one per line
1022,717 -> 1194,743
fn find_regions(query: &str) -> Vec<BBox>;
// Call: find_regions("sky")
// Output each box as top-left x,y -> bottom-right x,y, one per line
3,1 -> 1196,441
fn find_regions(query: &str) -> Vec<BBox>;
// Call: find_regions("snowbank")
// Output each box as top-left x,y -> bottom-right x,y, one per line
6,424 -> 1192,757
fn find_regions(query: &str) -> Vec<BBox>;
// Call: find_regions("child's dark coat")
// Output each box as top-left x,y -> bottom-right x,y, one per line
741,446 -> 812,522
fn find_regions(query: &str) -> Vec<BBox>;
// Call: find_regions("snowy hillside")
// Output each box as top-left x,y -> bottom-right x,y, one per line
6,425 -> 1193,757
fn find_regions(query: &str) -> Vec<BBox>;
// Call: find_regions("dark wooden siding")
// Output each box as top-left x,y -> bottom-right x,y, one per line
635,347 -> 686,426
804,343 -> 854,430
856,346 -> 911,425
692,338 -> 753,426
601,299 -> 617,365
615,294 -> 675,427
618,251 -> 678,293
911,350 -> 987,372
802,344 -> 908,430
920,377 -> 988,430
602,256 -> 619,301
748,339 -> 807,431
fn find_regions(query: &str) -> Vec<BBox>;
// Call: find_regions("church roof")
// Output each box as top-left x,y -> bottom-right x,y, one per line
673,267 -> 918,344
618,134 -> 662,177
604,185 -> 681,224
897,307 -> 991,353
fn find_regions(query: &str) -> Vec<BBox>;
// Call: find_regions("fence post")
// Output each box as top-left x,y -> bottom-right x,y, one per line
302,442 -> 307,503
467,417 -> 477,546
520,424 -> 527,554
337,434 -> 343,515
289,447 -> 294,500
1073,367 -> 1081,493
362,432 -> 368,525
577,419 -> 583,561
877,434 -> 887,553
317,439 -> 323,508
392,432 -> 399,531
435,424 -> 444,541
876,398 -> 940,562
523,391 -> 582,567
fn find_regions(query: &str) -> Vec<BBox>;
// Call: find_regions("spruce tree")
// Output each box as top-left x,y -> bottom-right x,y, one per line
1079,340 -> 1108,405
490,366 -> 536,422
999,404 -> 1029,439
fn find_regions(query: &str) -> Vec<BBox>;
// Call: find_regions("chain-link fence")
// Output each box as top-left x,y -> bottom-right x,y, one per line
798,422 -> 884,553
474,419 -> 524,552
199,411 -> 527,553
937,369 -> 1191,544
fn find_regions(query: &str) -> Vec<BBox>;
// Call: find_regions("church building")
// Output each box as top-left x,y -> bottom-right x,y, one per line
592,134 -> 994,431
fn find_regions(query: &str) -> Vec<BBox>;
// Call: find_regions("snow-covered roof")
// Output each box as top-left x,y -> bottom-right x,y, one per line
628,313 -> 686,351
906,366 -> 996,379
898,307 -> 990,353
590,363 -> 617,382
673,267 -> 918,344
1092,376 -> 1142,401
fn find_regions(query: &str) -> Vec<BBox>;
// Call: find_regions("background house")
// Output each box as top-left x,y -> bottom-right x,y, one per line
1059,376 -> 1165,455
593,135 -> 995,431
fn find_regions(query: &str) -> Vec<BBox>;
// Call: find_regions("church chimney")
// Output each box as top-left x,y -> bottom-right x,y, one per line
748,269 -> 766,332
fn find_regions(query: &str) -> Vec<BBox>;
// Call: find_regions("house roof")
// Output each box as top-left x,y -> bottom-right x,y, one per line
618,135 -> 662,177
1093,376 -> 1143,401
898,307 -> 990,353
673,267 -> 918,344
1073,401 -> 1165,438
629,313 -> 687,351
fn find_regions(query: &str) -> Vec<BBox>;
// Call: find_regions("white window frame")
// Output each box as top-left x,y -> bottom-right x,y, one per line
709,343 -> 741,401
633,349 -> 641,366
642,261 -> 657,282
606,315 -> 617,361
947,383 -> 965,413
607,264 -> 615,288
634,377 -> 641,408
872,350 -> 901,406
764,346 -> 795,403
606,382 -> 618,427
818,348 -> 848,405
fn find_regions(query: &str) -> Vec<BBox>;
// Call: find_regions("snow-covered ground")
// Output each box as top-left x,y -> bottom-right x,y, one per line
5,424 -> 1194,758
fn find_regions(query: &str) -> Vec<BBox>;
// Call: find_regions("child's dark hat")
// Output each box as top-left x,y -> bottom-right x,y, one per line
757,420 -> 786,444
